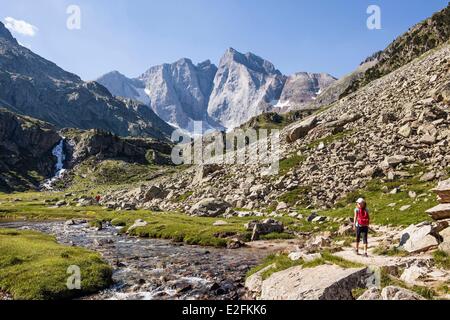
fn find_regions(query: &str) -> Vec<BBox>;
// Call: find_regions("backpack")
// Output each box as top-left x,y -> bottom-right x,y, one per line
357,208 -> 370,227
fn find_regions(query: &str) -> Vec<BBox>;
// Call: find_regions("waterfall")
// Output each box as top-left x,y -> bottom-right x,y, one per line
52,139 -> 66,177
42,139 -> 67,190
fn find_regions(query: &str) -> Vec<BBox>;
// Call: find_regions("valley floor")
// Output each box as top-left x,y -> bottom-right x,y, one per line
0,179 -> 449,300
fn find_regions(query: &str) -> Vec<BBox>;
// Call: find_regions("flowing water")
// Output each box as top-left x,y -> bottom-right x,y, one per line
0,221 -> 269,300
41,139 -> 67,190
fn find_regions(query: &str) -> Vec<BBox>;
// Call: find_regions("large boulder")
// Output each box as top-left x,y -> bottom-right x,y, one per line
189,198 -> 231,217
0,108 -> 61,192
286,116 -> 318,143
192,165 -> 222,185
357,287 -> 382,300
431,179 -> 450,203
426,204 -> 450,221
439,227 -> 450,254
245,219 -> 284,241
380,155 -> 411,170
260,265 -> 368,300
245,264 -> 276,299
143,185 -> 168,201
380,286 -> 425,300
127,219 -> 148,233
399,222 -> 439,253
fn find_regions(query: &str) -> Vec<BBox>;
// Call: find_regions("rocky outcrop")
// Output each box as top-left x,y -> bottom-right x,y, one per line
62,129 -> 172,166
245,219 -> 284,241
260,265 -> 368,300
358,286 -> 426,300
275,72 -> 336,112
286,115 -> 318,143
381,286 -> 425,300
0,108 -> 61,191
101,37 -> 450,215
138,59 -> 219,131
311,58 -> 378,109
399,222 -> 440,253
189,198 -> 231,217
0,22 -> 173,139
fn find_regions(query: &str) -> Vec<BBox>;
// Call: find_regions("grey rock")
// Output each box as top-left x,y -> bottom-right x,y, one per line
381,286 -> 425,300
261,265 -> 368,300
399,223 -> 439,253
189,198 -> 231,217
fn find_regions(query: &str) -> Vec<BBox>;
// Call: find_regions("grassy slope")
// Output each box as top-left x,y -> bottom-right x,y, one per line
0,228 -> 112,300
320,165 -> 438,227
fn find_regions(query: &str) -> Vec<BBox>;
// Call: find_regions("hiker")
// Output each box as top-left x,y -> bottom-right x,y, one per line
95,195 -> 101,203
353,198 -> 370,257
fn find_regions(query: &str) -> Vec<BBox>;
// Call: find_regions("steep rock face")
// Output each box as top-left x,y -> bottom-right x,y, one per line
96,71 -> 150,105
276,72 -> 336,112
62,128 -> 172,166
0,108 -> 61,191
0,22 -> 173,139
207,48 -> 286,129
138,58 -> 219,132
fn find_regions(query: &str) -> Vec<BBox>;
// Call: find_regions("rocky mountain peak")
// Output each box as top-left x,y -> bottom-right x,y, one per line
220,47 -> 281,76
0,21 -> 18,44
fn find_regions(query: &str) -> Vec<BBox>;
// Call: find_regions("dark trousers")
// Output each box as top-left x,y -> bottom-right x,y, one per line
356,226 -> 368,244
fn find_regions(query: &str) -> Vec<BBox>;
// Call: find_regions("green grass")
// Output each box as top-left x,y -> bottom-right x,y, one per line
277,186 -> 311,206
110,212 -> 296,247
372,245 -> 410,257
0,191 -> 112,221
433,251 -> 450,270
306,130 -> 353,150
278,153 -> 306,176
65,159 -> 173,192
247,250 -> 364,281
318,164 -> 438,227
302,251 -> 365,269
0,228 -> 112,300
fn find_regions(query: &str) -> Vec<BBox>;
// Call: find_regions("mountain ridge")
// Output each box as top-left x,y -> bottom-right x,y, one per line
97,47 -> 336,131
0,22 -> 174,140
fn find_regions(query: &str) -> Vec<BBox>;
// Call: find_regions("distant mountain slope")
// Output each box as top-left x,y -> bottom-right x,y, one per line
0,22 -> 173,140
98,59 -> 220,132
96,71 -> 150,105
0,108 -> 60,192
341,3 -> 450,97
275,72 -> 336,112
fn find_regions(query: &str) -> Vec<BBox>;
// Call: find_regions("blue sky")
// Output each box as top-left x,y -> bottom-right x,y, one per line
1,0 -> 447,80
